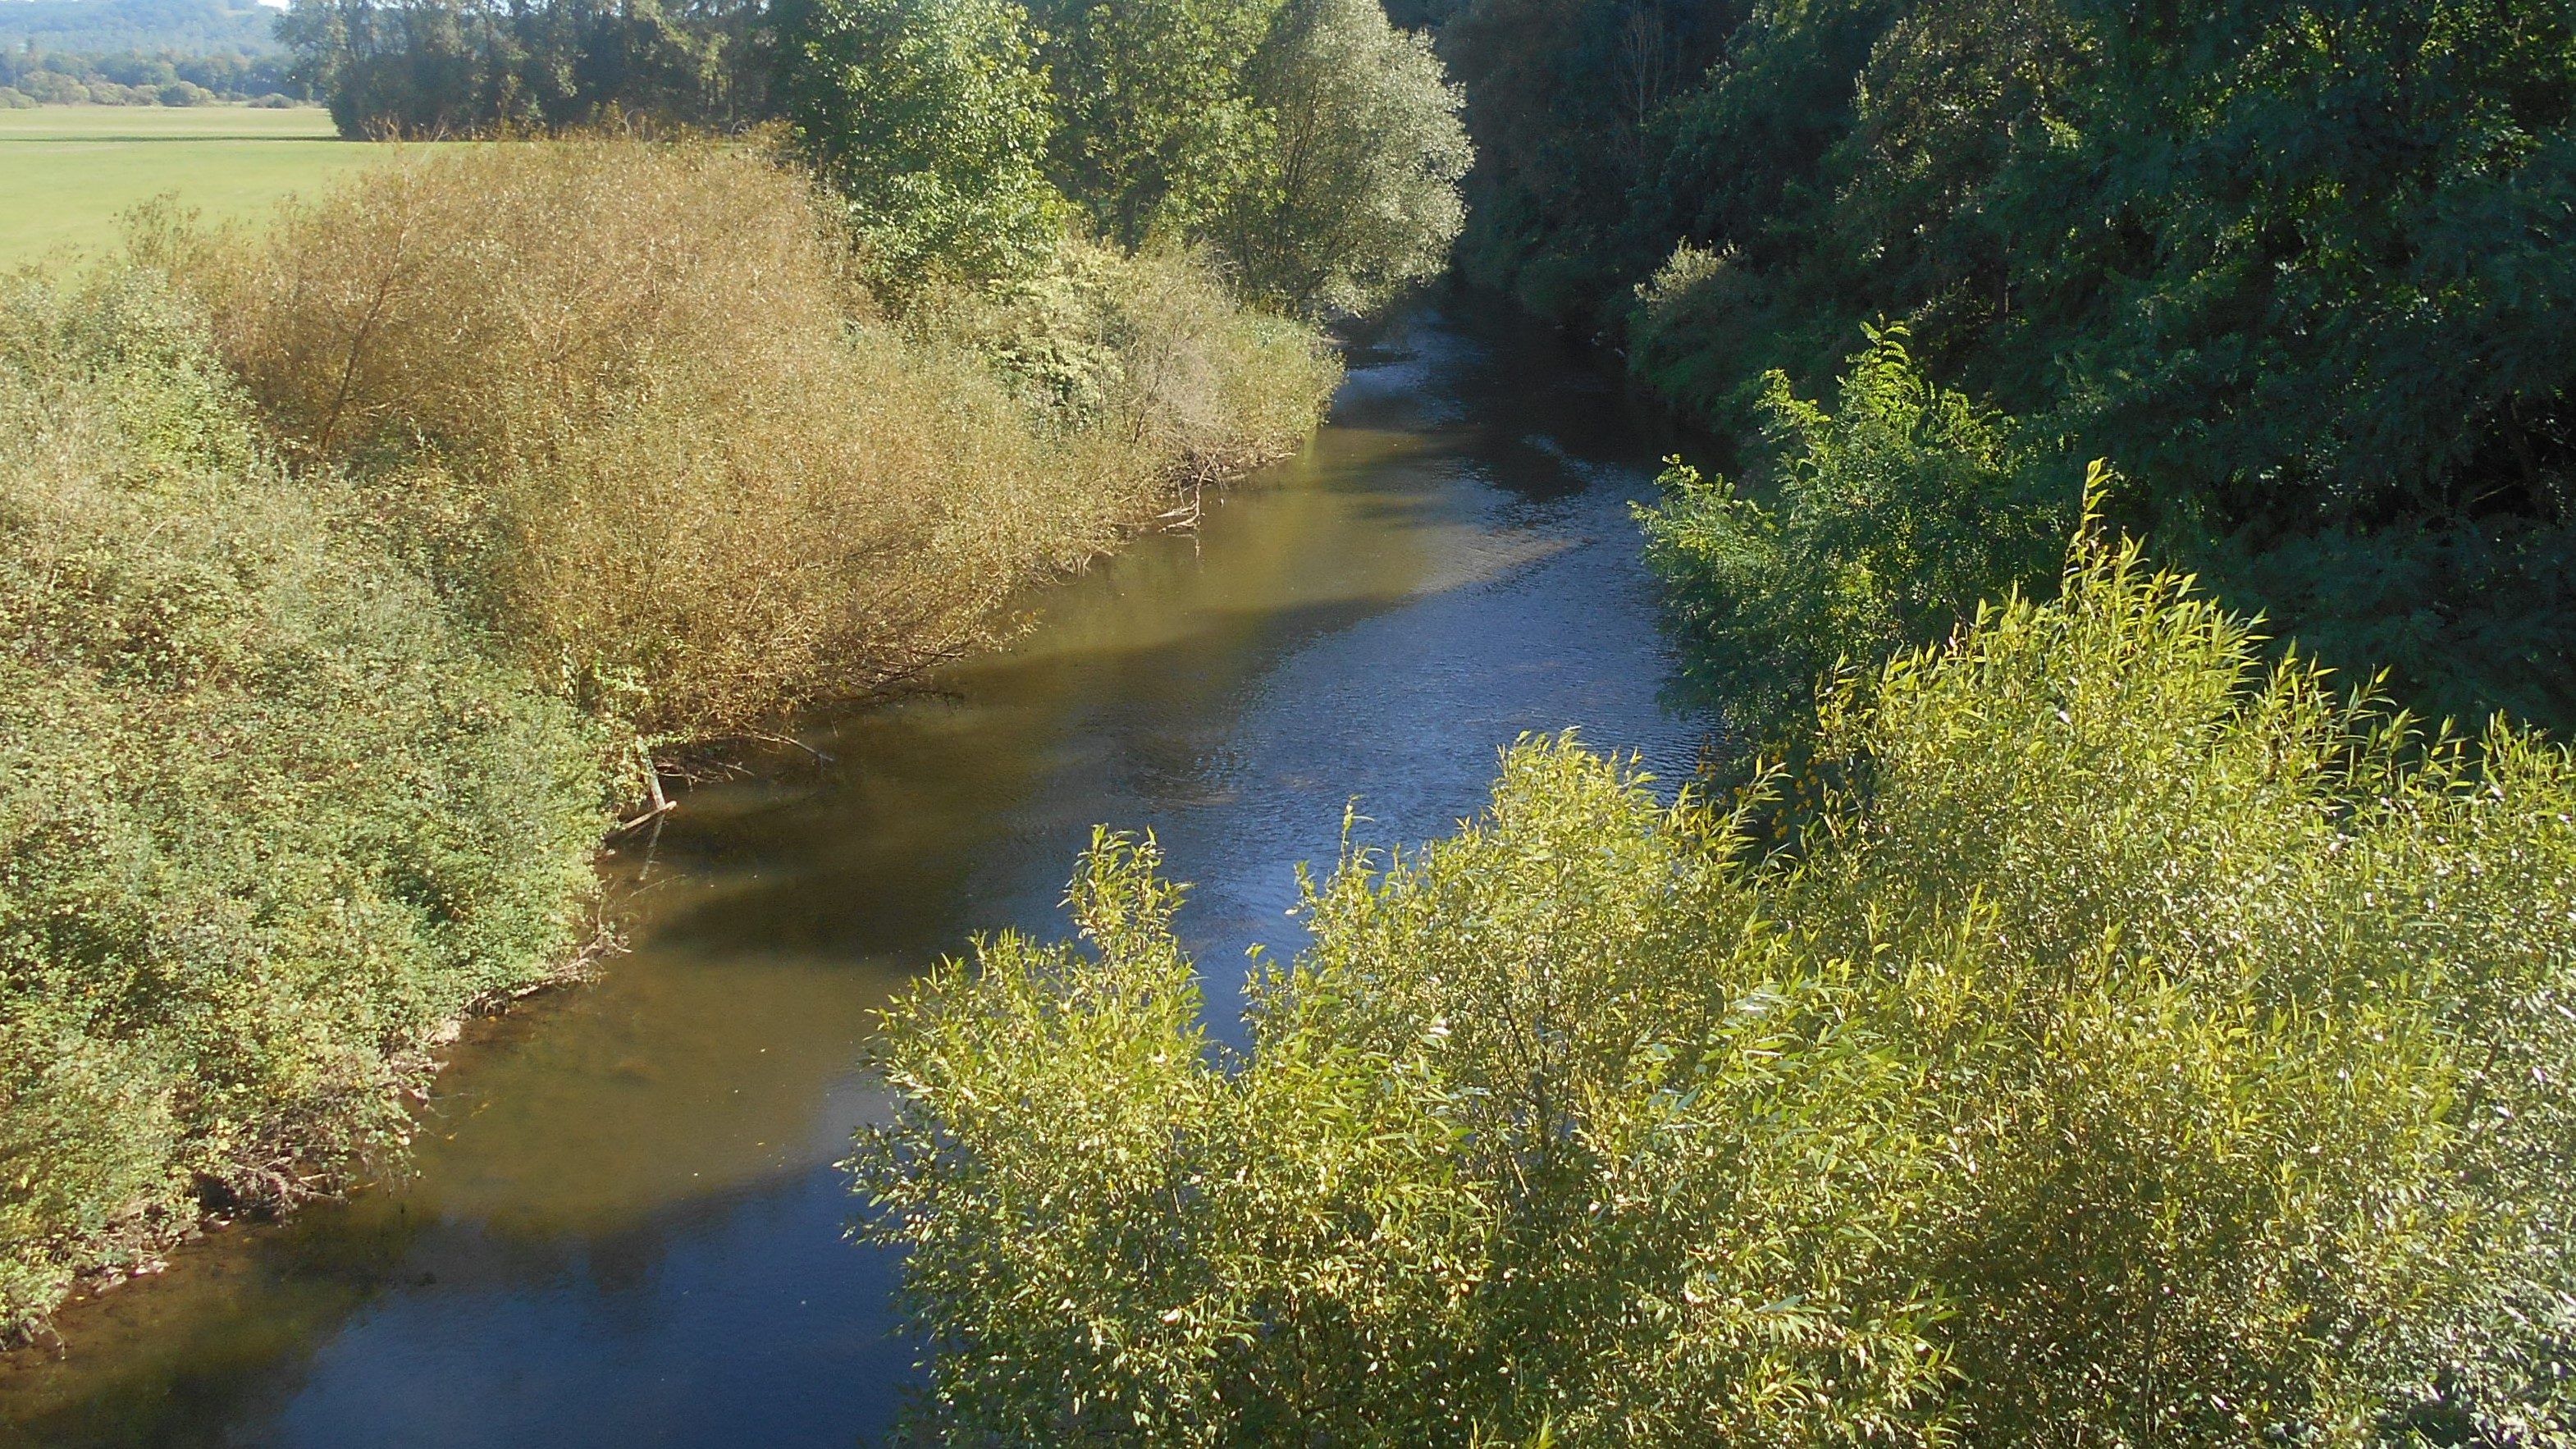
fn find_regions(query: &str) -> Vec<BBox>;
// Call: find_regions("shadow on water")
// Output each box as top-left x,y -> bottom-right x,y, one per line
0,302 -> 1712,1448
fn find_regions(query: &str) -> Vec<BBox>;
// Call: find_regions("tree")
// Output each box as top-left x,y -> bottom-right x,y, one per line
1027,0 -> 1286,250
783,0 -> 1066,285
1221,0 -> 1471,313
278,0 -> 771,136
279,0 -> 519,136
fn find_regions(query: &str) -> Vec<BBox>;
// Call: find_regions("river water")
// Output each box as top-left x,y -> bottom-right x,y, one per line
0,305 -> 1707,1447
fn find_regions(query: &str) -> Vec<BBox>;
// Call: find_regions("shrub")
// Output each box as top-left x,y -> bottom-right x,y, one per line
1636,326 -> 2073,764
0,87 -> 34,109
853,537 -> 2576,1446
918,239 -> 1341,479
193,137 -> 1336,743
0,267 -> 606,1337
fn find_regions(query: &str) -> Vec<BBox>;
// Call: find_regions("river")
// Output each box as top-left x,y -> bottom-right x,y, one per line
0,304 -> 1708,1447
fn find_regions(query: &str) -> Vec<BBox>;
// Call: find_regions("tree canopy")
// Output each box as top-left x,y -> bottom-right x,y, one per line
1436,0 -> 2576,730
285,0 -> 1470,313
783,0 -> 1066,284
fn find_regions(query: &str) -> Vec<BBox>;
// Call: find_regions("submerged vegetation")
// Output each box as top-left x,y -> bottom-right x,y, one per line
858,537 -> 2576,1444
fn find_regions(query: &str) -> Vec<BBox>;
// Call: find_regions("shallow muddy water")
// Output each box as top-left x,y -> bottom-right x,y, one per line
1,305 -> 1707,1447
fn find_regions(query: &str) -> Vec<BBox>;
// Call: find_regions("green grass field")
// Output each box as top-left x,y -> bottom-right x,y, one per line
0,105 -> 432,266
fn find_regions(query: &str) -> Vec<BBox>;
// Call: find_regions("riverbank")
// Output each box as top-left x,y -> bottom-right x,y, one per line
0,134 -> 1340,1344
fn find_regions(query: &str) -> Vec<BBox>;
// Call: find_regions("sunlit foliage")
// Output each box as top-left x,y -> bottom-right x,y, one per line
190,139 -> 1335,743
783,0 -> 1067,286
1221,0 -> 1470,313
1028,0 -> 1285,253
854,535 -> 2576,1445
0,267 -> 605,1336
798,0 -> 1473,312
1637,326 -> 2071,761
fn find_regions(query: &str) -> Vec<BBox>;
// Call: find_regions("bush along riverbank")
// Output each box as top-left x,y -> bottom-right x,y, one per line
0,133 -> 1348,1339
180,136 -> 1341,747
0,267 -> 608,1338
856,530 -> 2576,1446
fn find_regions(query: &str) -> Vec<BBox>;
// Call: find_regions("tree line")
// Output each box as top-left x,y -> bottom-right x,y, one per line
0,0 -> 300,105
1412,0 -> 2576,742
1,48 -> 300,105
273,0 -> 1468,313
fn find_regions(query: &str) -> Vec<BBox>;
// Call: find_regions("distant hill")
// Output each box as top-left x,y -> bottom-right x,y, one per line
0,0 -> 281,57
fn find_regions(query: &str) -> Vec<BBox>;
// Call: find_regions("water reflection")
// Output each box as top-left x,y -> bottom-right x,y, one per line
0,304 -> 1706,1447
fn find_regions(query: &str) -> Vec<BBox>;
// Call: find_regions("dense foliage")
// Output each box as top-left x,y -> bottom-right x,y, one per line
276,0 -> 776,135
1217,0 -> 1470,313
275,0 -> 1468,313
186,138 -> 1336,743
785,0 -> 1468,309
856,537 -> 2576,1445
1637,326 -> 2071,758
781,0 -> 1066,286
0,267 -> 606,1336
1429,0 -> 2576,731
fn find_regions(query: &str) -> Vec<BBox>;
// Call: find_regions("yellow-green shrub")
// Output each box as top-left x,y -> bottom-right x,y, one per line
196,137 -> 1336,743
854,537 -> 2576,1446
0,268 -> 606,1337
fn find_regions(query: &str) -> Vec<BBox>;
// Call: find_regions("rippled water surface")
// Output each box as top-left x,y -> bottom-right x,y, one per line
1,305 -> 1706,1447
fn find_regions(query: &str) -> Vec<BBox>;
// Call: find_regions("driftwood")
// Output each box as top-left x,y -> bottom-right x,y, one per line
610,738 -> 676,834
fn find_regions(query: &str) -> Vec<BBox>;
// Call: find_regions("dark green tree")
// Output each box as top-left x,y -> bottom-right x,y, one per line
783,0 -> 1067,284
277,0 -> 771,136
1026,0 -> 1286,249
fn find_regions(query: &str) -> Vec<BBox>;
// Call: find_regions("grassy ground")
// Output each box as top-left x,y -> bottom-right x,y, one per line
0,105 -> 431,265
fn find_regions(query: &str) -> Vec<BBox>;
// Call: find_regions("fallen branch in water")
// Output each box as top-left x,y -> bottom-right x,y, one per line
610,738 -> 676,834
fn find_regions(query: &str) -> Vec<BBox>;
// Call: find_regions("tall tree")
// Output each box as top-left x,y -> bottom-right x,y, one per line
278,0 -> 771,135
1221,0 -> 1471,313
1027,0 -> 1285,249
783,0 -> 1066,285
